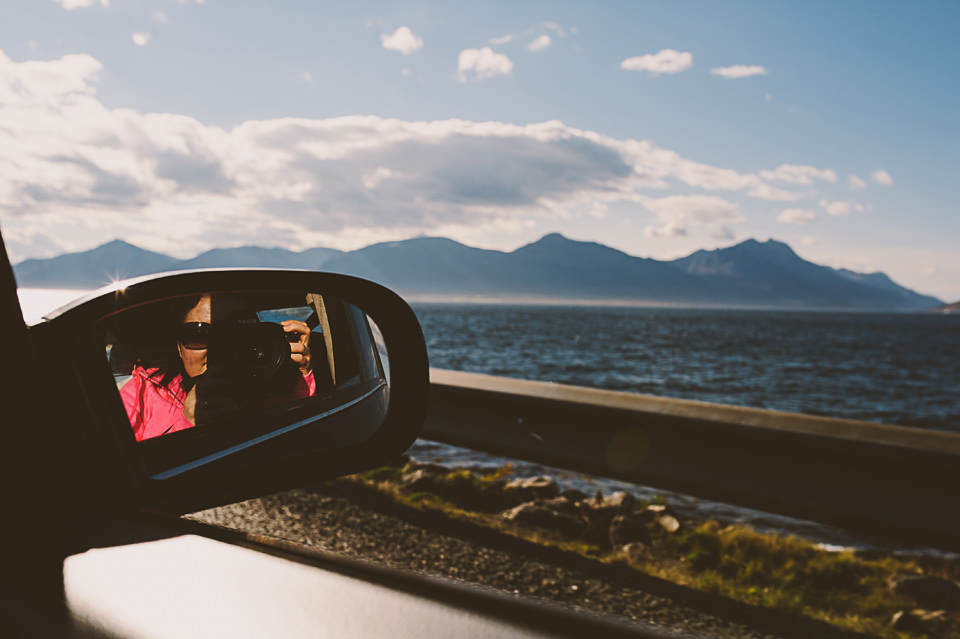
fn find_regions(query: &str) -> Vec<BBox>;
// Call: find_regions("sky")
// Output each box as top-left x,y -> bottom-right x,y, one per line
0,0 -> 958,301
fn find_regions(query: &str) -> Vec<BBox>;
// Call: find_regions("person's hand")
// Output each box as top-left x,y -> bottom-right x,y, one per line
282,320 -> 312,376
182,386 -> 197,426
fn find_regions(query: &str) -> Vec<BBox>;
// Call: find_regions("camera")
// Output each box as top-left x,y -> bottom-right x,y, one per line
195,319 -> 302,423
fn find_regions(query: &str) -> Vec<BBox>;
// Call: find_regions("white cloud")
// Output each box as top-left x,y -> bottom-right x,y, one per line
801,236 -> 816,246
777,208 -> 818,224
528,35 -> 551,52
644,222 -> 687,238
822,200 -> 850,216
132,33 -> 151,47
710,65 -> 768,79
361,167 -> 397,190
152,11 -> 168,23
765,93 -> 773,102
871,169 -> 893,186
819,200 -> 867,216
0,50 -> 850,260
543,22 -> 567,37
457,47 -> 513,82
849,174 -> 868,190
758,164 -> 837,185
380,26 -> 423,55
620,50 -> 693,76
299,71 -> 312,83
643,195 -> 743,237
588,202 -> 608,219
54,0 -> 108,9
490,34 -> 513,45
401,67 -> 411,77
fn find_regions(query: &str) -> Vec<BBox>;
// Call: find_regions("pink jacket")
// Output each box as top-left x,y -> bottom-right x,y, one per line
121,366 -> 317,442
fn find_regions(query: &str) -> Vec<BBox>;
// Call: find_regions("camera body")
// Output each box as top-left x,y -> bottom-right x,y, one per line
214,319 -> 298,382
196,319 -> 302,423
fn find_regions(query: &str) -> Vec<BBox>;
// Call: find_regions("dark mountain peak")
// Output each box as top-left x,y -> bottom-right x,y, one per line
731,237 -> 798,257
537,232 -> 570,243
365,236 -> 468,251
101,238 -> 138,249
514,233 -> 632,259
92,239 -> 164,256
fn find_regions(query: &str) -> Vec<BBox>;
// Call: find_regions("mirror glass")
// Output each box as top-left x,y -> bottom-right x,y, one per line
98,290 -> 390,476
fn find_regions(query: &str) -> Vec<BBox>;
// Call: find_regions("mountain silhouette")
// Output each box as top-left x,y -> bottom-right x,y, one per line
180,246 -> 341,270
668,239 -> 940,308
13,234 -> 942,310
13,242 -> 342,288
13,240 -> 181,289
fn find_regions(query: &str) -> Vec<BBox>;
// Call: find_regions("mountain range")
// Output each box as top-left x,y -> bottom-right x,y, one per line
12,234 -> 943,310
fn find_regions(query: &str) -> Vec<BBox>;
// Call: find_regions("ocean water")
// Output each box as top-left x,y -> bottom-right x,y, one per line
413,303 -> 960,433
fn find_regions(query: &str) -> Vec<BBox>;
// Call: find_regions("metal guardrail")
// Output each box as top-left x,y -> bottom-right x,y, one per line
422,369 -> 960,553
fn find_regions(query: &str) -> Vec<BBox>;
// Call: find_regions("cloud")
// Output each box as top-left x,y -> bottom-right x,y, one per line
54,0 -> 108,9
765,93 -> 773,102
457,47 -> 513,82
825,201 -> 851,216
380,26 -> 423,55
645,222 -> 686,238
543,22 -> 567,37
490,34 -> 513,45
871,169 -> 893,186
819,199 -> 866,216
527,35 -> 551,52
849,174 -> 867,190
132,33 -> 151,47
0,50 -> 847,259
152,11 -> 168,23
620,50 -> 693,76
777,208 -> 818,224
642,195 -> 743,237
758,163 -> 836,185
299,71 -> 312,83
361,167 -> 397,190
710,65 -> 768,79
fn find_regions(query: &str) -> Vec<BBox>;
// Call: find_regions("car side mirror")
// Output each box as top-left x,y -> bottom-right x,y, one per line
29,270 -> 428,515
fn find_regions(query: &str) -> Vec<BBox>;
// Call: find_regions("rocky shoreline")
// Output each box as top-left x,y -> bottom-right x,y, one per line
189,458 -> 960,639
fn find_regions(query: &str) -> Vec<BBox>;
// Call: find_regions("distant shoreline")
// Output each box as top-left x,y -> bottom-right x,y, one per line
16,285 -> 952,316
403,293 -> 947,314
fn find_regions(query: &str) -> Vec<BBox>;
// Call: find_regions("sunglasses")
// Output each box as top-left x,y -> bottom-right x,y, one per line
178,322 -> 211,350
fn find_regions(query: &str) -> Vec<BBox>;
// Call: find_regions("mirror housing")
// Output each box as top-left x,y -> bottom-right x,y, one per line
29,270 -> 428,515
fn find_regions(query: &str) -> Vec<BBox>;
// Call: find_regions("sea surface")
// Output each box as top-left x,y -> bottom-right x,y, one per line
413,303 -> 960,433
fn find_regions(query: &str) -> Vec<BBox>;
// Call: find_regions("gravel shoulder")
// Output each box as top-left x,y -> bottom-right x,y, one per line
186,482 -> 857,639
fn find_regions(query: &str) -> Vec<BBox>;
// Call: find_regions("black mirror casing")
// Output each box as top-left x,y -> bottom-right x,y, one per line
29,270 -> 429,516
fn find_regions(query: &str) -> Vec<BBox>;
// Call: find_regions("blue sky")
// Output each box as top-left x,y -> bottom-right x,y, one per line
1,0 -> 958,300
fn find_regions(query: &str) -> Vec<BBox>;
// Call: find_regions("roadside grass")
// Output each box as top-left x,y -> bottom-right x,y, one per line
346,464 -> 952,639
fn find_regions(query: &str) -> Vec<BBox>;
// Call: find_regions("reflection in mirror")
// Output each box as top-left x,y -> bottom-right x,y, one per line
99,290 -> 389,464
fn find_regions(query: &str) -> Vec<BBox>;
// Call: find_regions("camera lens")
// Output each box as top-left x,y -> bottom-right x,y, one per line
236,322 -> 289,379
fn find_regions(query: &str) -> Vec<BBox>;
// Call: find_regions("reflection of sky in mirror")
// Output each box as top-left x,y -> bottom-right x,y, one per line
256,306 -> 316,328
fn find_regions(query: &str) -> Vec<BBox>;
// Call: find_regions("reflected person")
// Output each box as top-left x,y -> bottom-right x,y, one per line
120,294 -> 315,441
